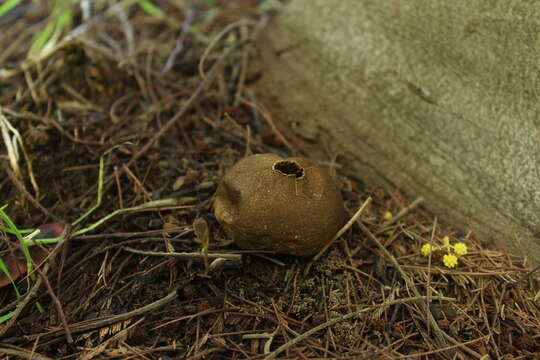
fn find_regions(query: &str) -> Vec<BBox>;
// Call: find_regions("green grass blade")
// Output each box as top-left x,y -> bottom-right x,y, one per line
72,143 -> 130,227
0,208 -> 25,243
0,207 -> 33,279
24,237 -> 61,246
0,258 -> 21,298
29,0 -> 74,57
137,0 -> 164,19
0,311 -> 15,324
0,223 -> 59,246
30,19 -> 56,55
0,225 -> 33,234
0,0 -> 21,18
35,301 -> 44,313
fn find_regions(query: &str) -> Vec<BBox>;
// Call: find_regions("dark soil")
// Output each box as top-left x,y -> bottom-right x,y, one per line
0,1 -> 538,359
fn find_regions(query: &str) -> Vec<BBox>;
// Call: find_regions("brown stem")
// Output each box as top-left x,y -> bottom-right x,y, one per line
36,265 -> 73,343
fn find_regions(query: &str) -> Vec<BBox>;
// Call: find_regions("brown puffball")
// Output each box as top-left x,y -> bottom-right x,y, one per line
214,153 -> 346,256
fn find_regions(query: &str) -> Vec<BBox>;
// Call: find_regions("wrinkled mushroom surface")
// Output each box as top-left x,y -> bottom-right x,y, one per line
214,153 -> 346,256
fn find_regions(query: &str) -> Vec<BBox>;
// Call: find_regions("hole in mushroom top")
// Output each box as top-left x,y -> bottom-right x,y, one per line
273,160 -> 304,178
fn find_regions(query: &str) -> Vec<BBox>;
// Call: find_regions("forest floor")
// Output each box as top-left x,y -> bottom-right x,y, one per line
0,1 -> 538,359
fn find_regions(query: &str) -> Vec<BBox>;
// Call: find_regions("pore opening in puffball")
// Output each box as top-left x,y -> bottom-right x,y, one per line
273,160 -> 304,178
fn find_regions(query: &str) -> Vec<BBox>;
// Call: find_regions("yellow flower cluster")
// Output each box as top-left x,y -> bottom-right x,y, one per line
443,254 -> 459,268
421,244 -> 433,257
421,236 -> 468,268
453,242 -> 468,255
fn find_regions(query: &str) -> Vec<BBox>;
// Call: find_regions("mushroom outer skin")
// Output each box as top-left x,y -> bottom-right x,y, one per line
213,153 -> 347,256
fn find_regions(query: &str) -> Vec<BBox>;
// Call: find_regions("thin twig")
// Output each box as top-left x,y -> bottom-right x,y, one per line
442,332 -> 484,359
241,98 -> 295,152
395,335 -> 490,359
312,196 -> 372,262
234,23 -> 250,106
123,247 -> 242,261
426,217 -> 437,338
161,8 -> 195,75
263,295 -> 455,360
198,19 -> 255,79
357,220 -> 449,349
27,289 -> 178,340
0,347 -> 54,360
36,266 -> 73,343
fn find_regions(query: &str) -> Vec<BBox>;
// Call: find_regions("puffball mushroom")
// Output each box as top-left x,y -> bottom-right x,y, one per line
214,153 -> 346,256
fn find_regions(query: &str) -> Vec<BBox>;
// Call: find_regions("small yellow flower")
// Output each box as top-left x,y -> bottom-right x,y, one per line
383,211 -> 393,220
453,242 -> 468,256
443,254 -> 459,268
421,244 -> 433,257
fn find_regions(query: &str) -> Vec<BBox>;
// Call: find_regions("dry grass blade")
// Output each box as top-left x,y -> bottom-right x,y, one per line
0,109 -> 39,197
